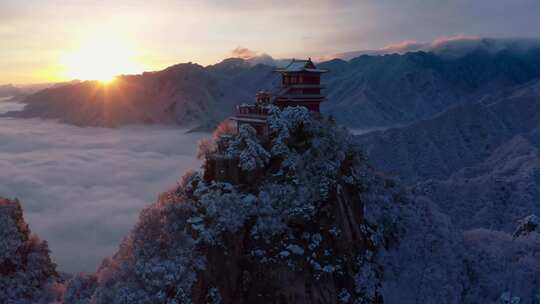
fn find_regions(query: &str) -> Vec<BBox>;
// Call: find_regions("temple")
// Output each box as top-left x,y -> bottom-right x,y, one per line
274,58 -> 328,112
232,58 -> 327,139
204,58 -> 328,184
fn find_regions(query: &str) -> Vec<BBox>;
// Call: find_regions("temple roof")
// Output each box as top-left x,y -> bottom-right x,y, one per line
230,116 -> 268,123
275,58 -> 328,73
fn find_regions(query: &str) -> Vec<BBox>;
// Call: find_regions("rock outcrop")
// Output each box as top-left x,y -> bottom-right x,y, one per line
0,198 -> 60,303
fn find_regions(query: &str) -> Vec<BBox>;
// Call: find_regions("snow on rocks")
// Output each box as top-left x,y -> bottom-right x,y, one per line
227,124 -> 270,171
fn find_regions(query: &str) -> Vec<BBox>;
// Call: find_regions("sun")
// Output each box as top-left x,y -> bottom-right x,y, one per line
98,75 -> 116,85
61,34 -> 143,83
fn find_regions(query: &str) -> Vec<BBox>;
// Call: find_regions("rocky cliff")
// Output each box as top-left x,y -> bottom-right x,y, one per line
0,198 -> 60,303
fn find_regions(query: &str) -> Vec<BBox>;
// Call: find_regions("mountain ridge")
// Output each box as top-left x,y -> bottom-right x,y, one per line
7,40 -> 540,130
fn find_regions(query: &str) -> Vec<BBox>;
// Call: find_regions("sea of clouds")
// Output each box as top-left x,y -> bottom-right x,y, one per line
0,101 -> 206,272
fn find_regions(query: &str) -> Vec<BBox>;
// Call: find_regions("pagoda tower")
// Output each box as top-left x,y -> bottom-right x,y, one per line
274,58 -> 328,112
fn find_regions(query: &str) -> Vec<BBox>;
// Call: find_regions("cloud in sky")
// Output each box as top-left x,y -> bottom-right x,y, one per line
229,47 -> 279,66
0,107 -> 205,272
231,47 -> 258,59
317,36 -> 540,61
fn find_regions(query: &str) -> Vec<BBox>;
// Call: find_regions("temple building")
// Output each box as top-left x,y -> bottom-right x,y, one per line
274,58 -> 328,112
232,58 -> 327,139
204,58 -> 327,184
232,90 -> 274,140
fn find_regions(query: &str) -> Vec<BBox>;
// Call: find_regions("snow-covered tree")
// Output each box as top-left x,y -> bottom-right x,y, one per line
226,124 -> 270,171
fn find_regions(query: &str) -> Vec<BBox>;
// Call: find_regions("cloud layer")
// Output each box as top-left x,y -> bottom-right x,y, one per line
229,46 -> 279,66
0,107 -> 205,272
318,37 -> 540,61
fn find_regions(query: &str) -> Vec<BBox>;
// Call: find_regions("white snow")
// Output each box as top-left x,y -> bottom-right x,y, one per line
285,244 -> 304,255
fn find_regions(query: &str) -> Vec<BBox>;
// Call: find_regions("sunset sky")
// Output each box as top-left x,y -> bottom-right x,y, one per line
2,0 -> 540,84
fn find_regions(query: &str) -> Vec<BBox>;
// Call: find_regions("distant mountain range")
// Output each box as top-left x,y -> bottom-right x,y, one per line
0,84 -> 22,98
0,82 -> 76,100
5,60 -> 275,128
320,44 -> 540,127
7,37 -> 540,130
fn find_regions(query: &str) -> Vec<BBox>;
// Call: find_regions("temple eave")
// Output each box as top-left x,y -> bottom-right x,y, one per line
231,116 -> 268,124
279,84 -> 325,89
275,96 -> 325,101
275,69 -> 328,74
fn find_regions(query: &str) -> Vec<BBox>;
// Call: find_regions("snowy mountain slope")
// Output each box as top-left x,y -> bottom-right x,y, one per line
462,228 -> 540,304
414,131 -> 540,232
357,102 -> 509,183
357,80 -> 540,184
7,61 -> 275,128
357,80 -> 540,233
378,196 -> 467,303
320,48 -> 540,128
320,52 -> 469,128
